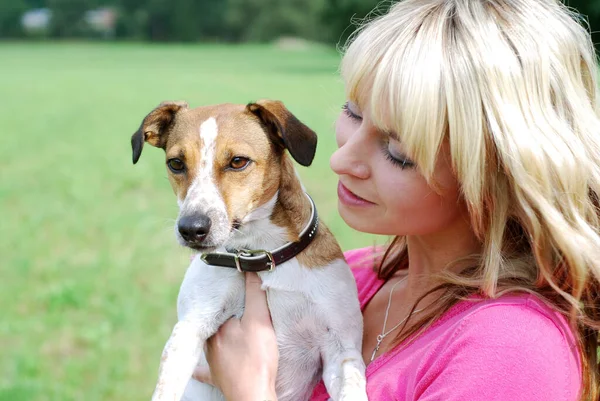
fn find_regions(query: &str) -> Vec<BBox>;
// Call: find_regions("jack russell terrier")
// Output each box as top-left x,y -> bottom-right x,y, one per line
131,100 -> 367,401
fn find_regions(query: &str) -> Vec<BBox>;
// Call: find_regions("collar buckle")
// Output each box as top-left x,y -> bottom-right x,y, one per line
237,249 -> 275,272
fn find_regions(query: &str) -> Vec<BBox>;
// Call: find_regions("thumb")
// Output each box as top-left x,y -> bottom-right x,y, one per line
241,272 -> 272,325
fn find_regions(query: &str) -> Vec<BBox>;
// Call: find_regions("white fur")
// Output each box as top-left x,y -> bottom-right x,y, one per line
176,117 -> 230,247
226,192 -> 289,251
151,123 -> 367,401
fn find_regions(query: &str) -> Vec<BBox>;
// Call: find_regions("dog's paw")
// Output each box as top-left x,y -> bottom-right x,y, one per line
329,361 -> 367,401
338,392 -> 368,401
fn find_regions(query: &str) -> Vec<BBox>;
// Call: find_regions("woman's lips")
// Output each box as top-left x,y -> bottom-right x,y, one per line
337,182 -> 375,207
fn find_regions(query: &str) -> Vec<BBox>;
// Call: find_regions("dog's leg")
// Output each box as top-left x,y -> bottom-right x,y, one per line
320,339 -> 368,401
151,319 -> 210,401
152,260 -> 244,401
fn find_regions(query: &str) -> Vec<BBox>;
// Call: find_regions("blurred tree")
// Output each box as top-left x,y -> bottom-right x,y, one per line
114,0 -> 225,41
224,0 -> 327,42
24,0 -> 48,7
113,0 -> 148,39
48,0 -> 97,38
0,0 -> 29,37
320,0 -> 382,45
169,0 -> 225,41
143,0 -> 171,41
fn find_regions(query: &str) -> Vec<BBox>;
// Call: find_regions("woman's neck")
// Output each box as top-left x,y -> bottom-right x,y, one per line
402,216 -> 481,299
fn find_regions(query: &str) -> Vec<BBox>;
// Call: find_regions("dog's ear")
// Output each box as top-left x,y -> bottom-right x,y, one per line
131,101 -> 188,164
246,100 -> 317,167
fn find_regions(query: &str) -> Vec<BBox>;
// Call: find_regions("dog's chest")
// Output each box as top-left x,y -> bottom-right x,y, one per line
177,256 -> 333,343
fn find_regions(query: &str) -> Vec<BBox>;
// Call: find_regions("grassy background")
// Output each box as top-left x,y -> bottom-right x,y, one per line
0,42 -> 381,401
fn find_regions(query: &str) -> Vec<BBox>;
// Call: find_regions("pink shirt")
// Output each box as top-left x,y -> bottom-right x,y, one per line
310,248 -> 582,401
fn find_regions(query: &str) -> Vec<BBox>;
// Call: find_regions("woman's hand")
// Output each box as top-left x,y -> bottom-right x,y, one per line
193,272 -> 279,401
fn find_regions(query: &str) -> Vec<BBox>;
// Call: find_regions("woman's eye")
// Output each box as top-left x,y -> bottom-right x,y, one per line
383,142 -> 416,170
342,102 -> 362,121
167,158 -> 186,173
229,156 -> 251,170
384,151 -> 415,169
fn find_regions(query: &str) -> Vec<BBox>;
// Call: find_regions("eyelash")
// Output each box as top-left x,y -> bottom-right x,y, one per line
383,146 -> 415,170
342,102 -> 362,121
342,102 -> 415,169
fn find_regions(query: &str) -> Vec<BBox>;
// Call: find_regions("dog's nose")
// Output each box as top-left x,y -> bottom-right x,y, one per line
178,214 -> 211,243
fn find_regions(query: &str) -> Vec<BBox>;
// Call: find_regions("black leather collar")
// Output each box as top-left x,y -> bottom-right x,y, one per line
200,194 -> 319,272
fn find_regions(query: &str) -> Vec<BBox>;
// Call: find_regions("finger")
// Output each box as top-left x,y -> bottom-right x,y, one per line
192,365 -> 214,386
241,272 -> 272,325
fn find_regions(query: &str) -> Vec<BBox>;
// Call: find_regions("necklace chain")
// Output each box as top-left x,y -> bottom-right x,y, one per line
370,276 -> 425,362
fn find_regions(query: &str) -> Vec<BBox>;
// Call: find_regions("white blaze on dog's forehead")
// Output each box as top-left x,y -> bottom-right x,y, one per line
179,117 -> 226,218
199,117 -> 218,152
196,116 -> 218,192
197,117 -> 218,193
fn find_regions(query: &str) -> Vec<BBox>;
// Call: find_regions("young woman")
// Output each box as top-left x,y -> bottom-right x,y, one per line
193,0 -> 600,400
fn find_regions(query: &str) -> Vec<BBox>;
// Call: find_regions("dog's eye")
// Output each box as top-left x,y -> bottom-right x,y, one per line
229,157 -> 250,170
167,158 -> 185,173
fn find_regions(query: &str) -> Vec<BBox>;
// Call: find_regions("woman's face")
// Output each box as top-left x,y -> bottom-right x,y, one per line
330,100 -> 469,237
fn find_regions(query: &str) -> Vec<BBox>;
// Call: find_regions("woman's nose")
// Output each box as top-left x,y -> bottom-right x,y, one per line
330,129 -> 370,179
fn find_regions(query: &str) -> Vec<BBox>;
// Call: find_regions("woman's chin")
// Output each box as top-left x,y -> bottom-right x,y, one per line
338,202 -> 380,234
338,202 -> 408,237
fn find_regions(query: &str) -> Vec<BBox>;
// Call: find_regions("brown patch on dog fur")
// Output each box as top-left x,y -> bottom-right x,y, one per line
212,107 -> 283,225
271,156 -> 344,268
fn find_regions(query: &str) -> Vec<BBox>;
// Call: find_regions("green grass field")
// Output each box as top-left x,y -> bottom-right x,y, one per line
0,42 -> 381,401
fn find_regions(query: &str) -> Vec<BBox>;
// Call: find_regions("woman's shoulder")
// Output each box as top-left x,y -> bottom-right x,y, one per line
455,294 -> 580,351
415,293 -> 582,400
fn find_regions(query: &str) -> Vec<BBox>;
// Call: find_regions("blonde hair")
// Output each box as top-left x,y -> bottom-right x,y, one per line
342,0 -> 600,399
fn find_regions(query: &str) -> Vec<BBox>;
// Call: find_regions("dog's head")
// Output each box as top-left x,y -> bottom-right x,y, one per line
131,100 -> 317,251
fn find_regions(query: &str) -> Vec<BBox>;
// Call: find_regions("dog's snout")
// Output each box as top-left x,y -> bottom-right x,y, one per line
178,214 -> 211,243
